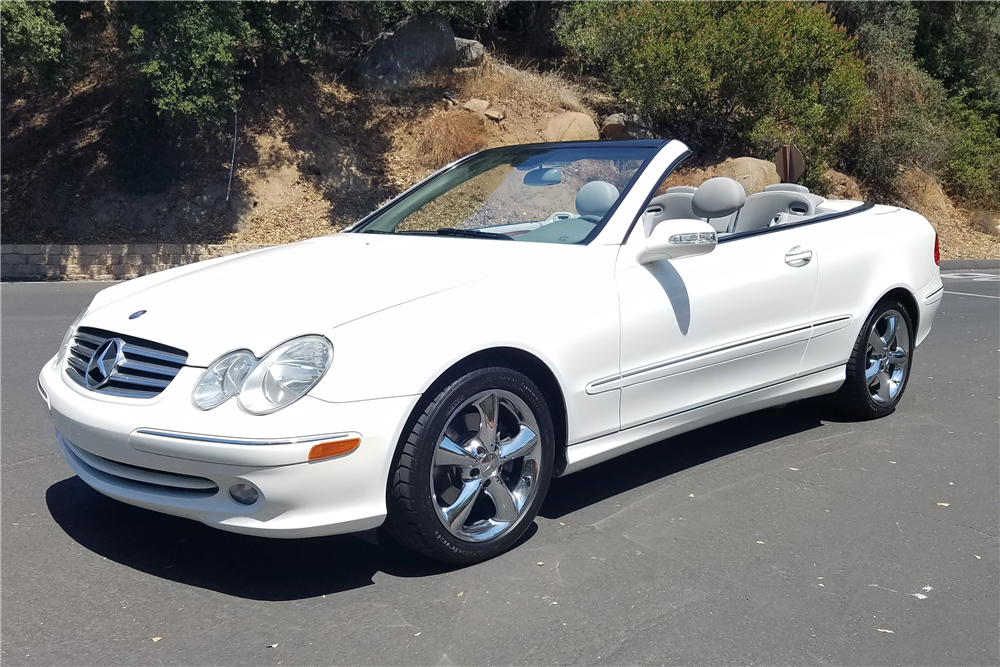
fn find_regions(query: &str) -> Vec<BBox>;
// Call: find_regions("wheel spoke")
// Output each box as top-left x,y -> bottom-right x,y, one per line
499,425 -> 538,462
881,315 -> 897,348
442,478 -> 483,531
876,371 -> 892,402
435,436 -> 479,468
868,328 -> 885,356
887,347 -> 908,370
865,359 -> 882,381
475,393 -> 499,447
485,479 -> 519,522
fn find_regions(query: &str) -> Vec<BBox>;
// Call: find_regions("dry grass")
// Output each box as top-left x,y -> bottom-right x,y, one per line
423,56 -> 567,119
969,209 -> 1000,237
416,112 -> 488,170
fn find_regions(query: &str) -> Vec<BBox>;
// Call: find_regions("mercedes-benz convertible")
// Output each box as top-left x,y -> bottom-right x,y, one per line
38,139 -> 943,563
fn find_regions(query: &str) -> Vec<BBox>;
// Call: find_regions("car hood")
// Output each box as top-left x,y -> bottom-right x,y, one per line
80,233 -> 541,366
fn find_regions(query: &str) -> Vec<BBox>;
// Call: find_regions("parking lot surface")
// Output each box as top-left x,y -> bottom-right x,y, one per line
2,272 -> 998,666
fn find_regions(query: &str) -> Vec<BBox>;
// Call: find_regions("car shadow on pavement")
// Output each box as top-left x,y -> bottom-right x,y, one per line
45,478 -> 456,602
541,399 -> 829,519
46,399 -> 830,601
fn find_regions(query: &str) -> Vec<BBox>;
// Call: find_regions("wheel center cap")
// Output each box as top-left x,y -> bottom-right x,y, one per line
481,453 -> 500,476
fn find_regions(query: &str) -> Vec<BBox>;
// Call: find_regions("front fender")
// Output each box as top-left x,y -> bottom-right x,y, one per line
310,245 -> 623,445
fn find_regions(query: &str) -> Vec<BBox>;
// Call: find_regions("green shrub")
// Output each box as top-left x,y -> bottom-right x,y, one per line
124,2 -> 250,130
942,97 -> 1000,207
0,0 -> 67,82
557,1 -> 868,180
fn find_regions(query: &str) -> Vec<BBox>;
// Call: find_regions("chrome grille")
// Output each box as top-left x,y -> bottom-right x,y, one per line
66,326 -> 188,398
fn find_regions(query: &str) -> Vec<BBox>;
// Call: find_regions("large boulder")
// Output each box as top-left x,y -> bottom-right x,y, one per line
455,38 -> 485,67
543,112 -> 600,142
659,157 -> 780,195
601,113 -> 659,140
355,14 -> 457,89
713,157 -> 781,193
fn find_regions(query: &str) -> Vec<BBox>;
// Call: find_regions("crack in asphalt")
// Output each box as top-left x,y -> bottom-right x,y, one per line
1,451 -> 62,471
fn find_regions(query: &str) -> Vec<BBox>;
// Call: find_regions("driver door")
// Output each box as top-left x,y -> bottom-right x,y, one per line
611,221 -> 820,429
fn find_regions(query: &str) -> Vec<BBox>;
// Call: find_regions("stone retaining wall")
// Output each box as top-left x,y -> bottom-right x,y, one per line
1,244 -> 271,281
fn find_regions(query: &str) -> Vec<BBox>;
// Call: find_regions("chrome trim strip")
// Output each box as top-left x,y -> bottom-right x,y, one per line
134,429 -> 352,447
924,285 -> 944,303
620,323 -> 813,380
586,316 -> 853,394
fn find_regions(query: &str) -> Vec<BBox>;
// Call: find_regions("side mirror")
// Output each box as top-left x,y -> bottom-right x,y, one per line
636,218 -> 717,264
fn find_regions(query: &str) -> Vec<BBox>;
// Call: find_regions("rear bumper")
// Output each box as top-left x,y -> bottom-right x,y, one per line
915,275 -> 944,347
39,355 -> 419,538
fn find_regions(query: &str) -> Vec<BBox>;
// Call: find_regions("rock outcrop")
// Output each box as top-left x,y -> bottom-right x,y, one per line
543,112 -> 599,142
455,38 -> 485,67
355,14 -> 457,89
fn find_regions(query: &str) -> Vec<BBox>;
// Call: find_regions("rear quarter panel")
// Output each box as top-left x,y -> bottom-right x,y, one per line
800,205 -> 939,374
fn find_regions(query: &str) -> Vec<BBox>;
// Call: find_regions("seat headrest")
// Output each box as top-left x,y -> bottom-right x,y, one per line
576,181 -> 620,218
664,185 -> 698,194
764,183 -> 809,193
691,177 -> 746,219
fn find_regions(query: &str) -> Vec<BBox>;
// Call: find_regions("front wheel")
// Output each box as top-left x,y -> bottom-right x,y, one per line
833,297 -> 914,419
386,367 -> 555,564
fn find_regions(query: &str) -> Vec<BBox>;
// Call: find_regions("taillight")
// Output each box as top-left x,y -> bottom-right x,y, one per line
934,233 -> 940,266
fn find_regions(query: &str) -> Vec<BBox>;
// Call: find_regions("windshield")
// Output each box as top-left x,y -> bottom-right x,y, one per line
351,144 -> 657,244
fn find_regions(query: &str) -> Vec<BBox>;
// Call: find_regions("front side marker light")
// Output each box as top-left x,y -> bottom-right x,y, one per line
308,438 -> 361,461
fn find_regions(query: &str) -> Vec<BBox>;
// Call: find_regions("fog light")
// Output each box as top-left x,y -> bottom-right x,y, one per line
229,483 -> 259,506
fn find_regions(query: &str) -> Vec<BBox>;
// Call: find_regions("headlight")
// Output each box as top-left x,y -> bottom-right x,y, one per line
56,305 -> 90,367
192,336 -> 333,415
191,350 -> 256,410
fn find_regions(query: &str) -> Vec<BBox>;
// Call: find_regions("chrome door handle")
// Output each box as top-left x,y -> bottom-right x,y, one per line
785,247 -> 813,267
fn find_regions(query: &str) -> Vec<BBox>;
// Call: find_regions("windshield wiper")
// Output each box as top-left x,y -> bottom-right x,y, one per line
434,227 -> 515,241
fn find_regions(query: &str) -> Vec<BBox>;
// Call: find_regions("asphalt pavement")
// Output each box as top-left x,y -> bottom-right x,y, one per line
2,272 -> 998,666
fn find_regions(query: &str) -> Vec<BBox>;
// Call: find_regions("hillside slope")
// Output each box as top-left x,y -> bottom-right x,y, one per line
2,55 -> 997,258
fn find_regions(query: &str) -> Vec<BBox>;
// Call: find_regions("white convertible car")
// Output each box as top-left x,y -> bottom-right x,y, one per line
38,139 -> 943,563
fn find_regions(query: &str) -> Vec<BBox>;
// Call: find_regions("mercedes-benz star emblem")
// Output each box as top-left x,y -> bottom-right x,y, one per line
129,310 -> 146,320
85,338 -> 124,389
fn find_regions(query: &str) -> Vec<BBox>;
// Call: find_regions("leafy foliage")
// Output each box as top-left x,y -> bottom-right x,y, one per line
123,2 -> 249,130
941,97 -> 1000,207
830,0 -> 1000,206
0,0 -> 67,82
557,1 -> 868,180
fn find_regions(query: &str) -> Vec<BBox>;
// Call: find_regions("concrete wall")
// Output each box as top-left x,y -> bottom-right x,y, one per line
1,244 -> 270,281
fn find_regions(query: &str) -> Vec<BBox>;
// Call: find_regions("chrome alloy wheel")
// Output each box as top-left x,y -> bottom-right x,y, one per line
430,390 -> 542,542
865,309 -> 910,405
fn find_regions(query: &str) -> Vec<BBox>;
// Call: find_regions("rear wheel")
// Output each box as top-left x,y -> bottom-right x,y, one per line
386,367 -> 554,564
833,298 -> 914,419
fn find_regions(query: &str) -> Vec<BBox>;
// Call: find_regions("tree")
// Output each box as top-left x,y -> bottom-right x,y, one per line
557,1 -> 868,181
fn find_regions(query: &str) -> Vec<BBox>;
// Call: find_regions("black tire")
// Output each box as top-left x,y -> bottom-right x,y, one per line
385,367 -> 555,564
832,297 -> 915,420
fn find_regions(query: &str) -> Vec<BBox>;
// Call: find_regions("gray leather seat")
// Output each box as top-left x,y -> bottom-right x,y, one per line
576,181 -> 620,219
644,191 -> 696,235
691,177 -> 746,233
732,191 -> 816,232
764,183 -> 809,193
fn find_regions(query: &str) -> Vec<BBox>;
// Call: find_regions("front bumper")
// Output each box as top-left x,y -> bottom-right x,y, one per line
39,355 -> 419,538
